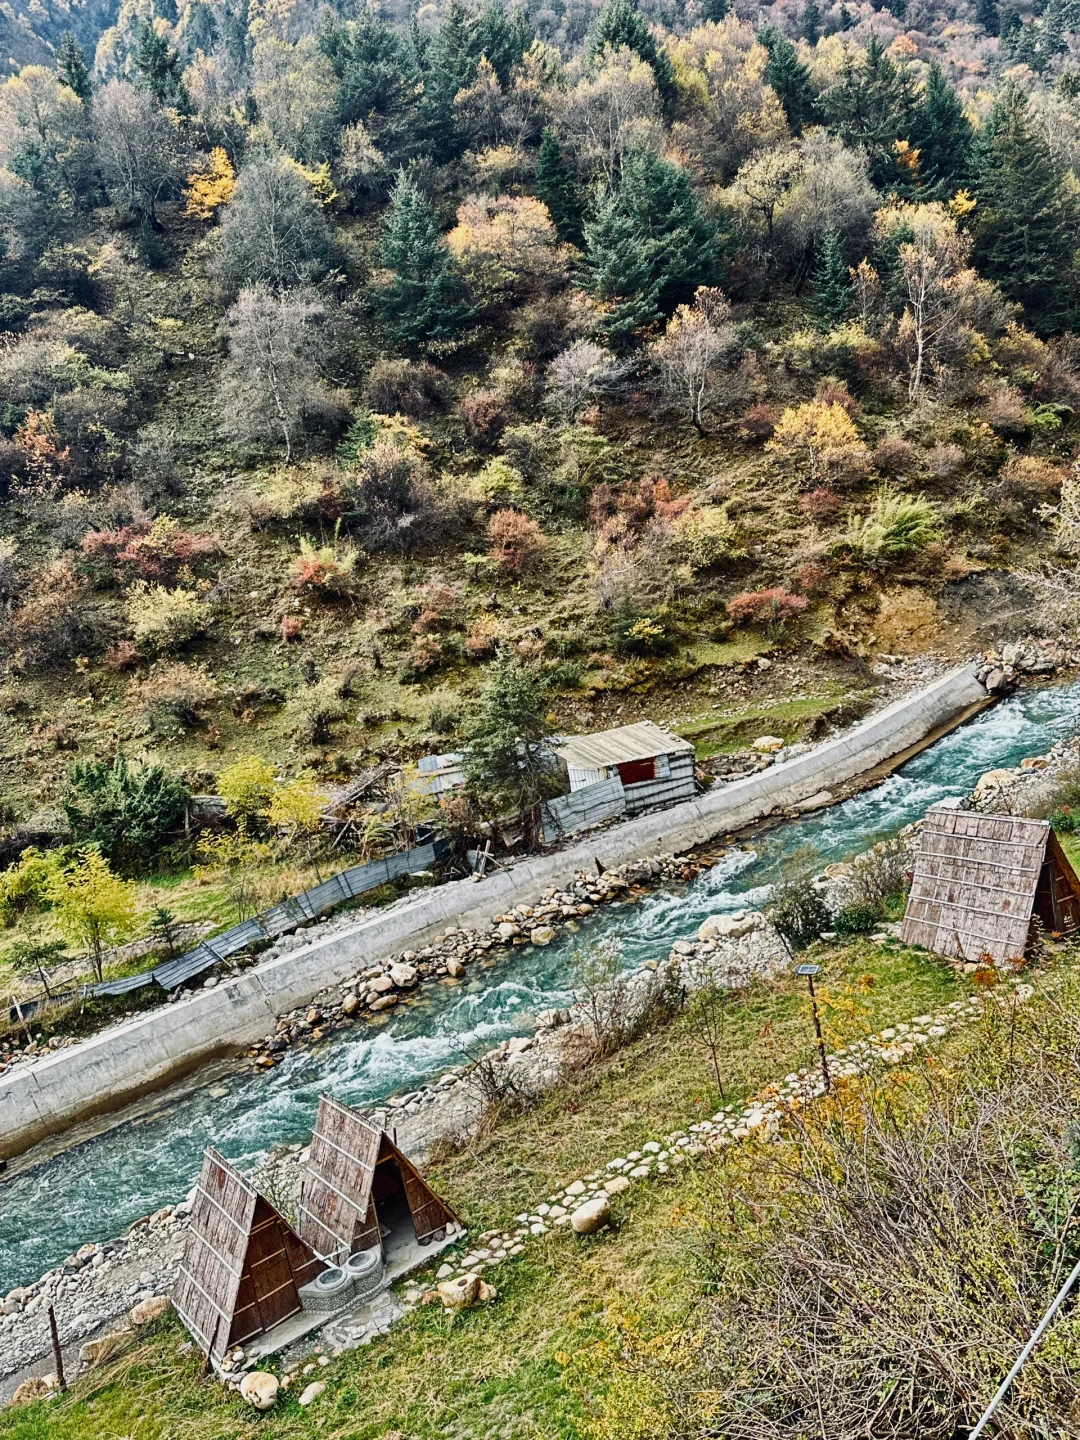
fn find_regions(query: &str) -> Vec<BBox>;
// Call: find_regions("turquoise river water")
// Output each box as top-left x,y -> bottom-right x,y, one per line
2,679 -> 1080,1294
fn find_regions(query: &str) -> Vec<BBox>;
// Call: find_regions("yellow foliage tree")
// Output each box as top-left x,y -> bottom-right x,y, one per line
267,772 -> 325,874
217,755 -> 276,823
46,849 -> 137,983
766,400 -> 867,482
184,147 -> 236,221
446,195 -> 565,307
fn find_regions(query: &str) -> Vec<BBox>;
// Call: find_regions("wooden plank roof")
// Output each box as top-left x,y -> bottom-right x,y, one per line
298,1095 -> 459,1260
900,806 -> 1055,962
172,1148 -> 258,1359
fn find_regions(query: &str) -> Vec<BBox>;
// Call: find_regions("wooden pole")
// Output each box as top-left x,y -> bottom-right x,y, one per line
48,1305 -> 66,1393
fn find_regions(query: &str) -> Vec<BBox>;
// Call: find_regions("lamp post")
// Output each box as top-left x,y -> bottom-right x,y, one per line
796,962 -> 830,1093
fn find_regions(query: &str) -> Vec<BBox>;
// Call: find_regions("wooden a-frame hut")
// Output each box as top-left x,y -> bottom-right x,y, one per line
901,805 -> 1080,963
297,1094 -> 460,1264
172,1148 -> 325,1361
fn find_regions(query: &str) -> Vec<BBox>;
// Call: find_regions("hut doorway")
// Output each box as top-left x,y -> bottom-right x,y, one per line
372,1155 -> 417,1263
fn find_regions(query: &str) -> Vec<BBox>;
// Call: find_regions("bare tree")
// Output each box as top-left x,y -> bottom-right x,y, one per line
218,284 -> 334,460
215,154 -> 334,293
93,80 -> 181,227
547,339 -> 628,419
649,287 -> 737,432
557,47 -> 662,184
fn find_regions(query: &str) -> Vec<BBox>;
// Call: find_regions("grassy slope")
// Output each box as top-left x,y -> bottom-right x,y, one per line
0,934 -> 967,1439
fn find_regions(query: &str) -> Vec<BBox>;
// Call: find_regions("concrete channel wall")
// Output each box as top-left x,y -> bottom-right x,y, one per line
0,663 -> 988,1161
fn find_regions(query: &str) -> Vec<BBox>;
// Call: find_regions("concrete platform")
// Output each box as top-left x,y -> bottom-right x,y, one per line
241,1227 -> 464,1364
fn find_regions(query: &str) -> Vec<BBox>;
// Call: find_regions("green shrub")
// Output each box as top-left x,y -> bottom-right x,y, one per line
834,490 -> 942,569
61,754 -> 190,874
127,583 -> 209,654
833,900 -> 884,934
767,876 -> 831,950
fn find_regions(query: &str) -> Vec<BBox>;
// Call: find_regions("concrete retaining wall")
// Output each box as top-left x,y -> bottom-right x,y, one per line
0,663 -> 988,1161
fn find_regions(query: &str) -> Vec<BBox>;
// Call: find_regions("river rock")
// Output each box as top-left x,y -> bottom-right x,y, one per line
697,911 -> 760,942
603,1175 -> 631,1196
497,922 -> 520,941
370,974 -> 394,993
389,963 -> 418,989
570,1197 -> 612,1234
240,1371 -> 280,1409
529,926 -> 556,945
974,768 -> 1016,799
446,958 -> 466,978
298,1381 -> 326,1406
341,993 -> 360,1016
129,1295 -> 170,1326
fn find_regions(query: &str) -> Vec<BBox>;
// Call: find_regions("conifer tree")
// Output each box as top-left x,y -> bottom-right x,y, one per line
57,31 -> 91,101
582,148 -> 719,348
320,15 -> 418,147
909,62 -> 973,198
976,0 -> 1000,34
702,0 -> 728,19
133,20 -> 190,111
802,0 -> 822,42
374,173 -> 474,349
821,35 -> 917,190
807,227 -> 851,331
758,26 -> 816,132
536,128 -> 585,246
588,0 -> 675,111
974,85 -> 1079,333
418,2 -> 481,164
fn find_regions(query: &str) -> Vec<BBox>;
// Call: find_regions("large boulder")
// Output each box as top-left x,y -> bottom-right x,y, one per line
974,767 -> 1015,799
529,926 -> 556,946
697,911 -> 760,943
570,1196 -> 612,1235
436,1273 -> 496,1310
389,962 -> 419,989
129,1295 -> 170,1326
240,1371 -> 280,1410
79,1331 -> 129,1368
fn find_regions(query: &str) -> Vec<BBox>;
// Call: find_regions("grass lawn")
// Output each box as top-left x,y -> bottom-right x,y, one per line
0,935 -> 968,1439
675,687 -> 873,758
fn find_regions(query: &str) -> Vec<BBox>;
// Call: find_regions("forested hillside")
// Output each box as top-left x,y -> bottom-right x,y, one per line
1,0 -> 1080,860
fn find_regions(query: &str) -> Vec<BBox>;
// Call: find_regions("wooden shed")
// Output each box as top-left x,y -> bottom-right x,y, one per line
900,805 -> 1080,963
172,1148 -> 324,1361
555,721 -> 696,817
297,1095 -> 459,1264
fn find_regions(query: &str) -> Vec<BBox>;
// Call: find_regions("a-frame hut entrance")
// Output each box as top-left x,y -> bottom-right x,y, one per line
901,806 -> 1080,962
172,1148 -> 325,1361
298,1094 -> 460,1265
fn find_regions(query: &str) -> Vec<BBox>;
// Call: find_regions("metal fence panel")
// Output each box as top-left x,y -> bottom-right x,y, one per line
541,778 -> 626,844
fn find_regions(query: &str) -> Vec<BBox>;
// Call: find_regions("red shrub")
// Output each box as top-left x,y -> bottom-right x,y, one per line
740,403 -> 779,441
794,562 -> 827,594
459,389 -> 510,443
872,435 -> 916,476
81,520 -> 221,583
726,587 -> 809,627
799,488 -> 842,521
488,509 -> 547,576
814,378 -> 860,417
102,639 -> 140,671
280,615 -> 302,642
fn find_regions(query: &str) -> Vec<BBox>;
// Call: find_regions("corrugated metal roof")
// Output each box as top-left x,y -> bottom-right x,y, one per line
555,721 -> 694,771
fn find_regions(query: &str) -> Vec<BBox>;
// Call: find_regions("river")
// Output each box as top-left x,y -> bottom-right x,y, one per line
1,678 -> 1078,1295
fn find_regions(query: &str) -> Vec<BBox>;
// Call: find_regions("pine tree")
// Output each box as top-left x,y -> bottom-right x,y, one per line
974,85 -> 1079,333
702,0 -> 728,21
976,0 -> 1000,34
133,20 -> 190,110
374,173 -> 474,350
807,227 -> 851,331
588,0 -> 675,111
57,31 -> 91,101
758,26 -> 816,132
474,4 -> 533,84
909,62 -> 973,198
462,654 -> 558,843
320,13 -> 418,156
802,0 -> 822,42
418,2 -> 480,164
820,35 -> 918,190
536,128 -> 585,246
582,148 -> 719,348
